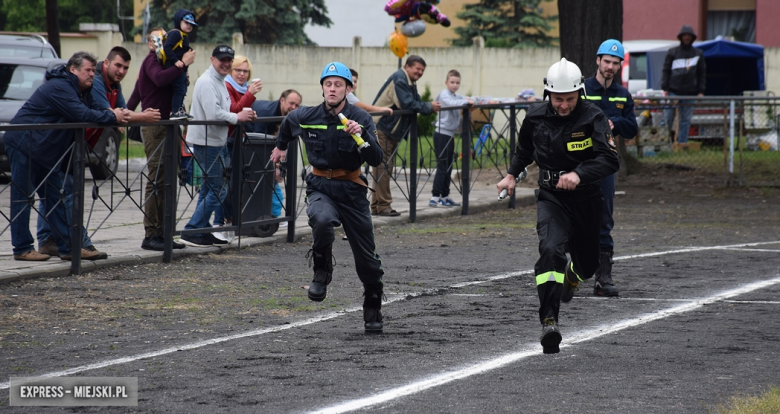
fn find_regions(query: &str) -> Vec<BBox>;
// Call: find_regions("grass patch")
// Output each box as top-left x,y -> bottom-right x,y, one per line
637,145 -> 780,183
119,137 -> 146,160
712,386 -> 780,414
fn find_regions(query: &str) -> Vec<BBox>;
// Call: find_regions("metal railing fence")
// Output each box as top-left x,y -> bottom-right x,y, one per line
3,97 -> 776,274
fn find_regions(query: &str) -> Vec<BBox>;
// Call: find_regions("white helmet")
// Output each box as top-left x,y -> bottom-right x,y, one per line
544,58 -> 584,95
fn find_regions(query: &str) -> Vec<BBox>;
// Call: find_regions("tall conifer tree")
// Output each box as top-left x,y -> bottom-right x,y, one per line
451,0 -> 557,47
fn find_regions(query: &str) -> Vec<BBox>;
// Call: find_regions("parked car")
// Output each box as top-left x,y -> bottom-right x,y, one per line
622,40 -> 678,95
0,57 -> 121,180
0,34 -> 58,58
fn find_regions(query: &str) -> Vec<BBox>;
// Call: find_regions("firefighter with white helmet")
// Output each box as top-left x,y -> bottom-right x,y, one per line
584,39 -> 639,298
497,57 -> 619,354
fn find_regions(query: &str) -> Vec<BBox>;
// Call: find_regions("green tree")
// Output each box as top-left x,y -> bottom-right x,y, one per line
451,0 -> 558,47
0,0 -> 134,38
144,0 -> 332,45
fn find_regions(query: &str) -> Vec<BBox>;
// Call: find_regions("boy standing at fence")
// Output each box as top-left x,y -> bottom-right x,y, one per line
160,9 -> 198,120
430,70 -> 473,207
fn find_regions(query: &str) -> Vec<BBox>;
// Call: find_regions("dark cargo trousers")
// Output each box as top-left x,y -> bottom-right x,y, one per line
534,185 -> 603,324
306,175 -> 384,285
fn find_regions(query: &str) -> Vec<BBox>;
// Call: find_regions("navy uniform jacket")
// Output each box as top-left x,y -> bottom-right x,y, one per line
276,101 -> 383,171
508,99 -> 619,187
584,77 -> 638,139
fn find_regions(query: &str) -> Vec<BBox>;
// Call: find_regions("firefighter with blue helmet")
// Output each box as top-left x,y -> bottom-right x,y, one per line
584,39 -> 639,298
497,58 -> 619,353
270,61 -> 386,333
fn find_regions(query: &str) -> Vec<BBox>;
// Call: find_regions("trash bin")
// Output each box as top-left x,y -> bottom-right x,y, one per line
233,132 -> 279,237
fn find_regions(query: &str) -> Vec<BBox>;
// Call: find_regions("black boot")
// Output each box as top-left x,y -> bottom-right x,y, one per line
593,251 -> 619,297
540,317 -> 561,354
363,282 -> 384,333
306,246 -> 333,302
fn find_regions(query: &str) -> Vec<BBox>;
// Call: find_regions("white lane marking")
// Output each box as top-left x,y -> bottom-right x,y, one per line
1,240 -> 778,391
584,297 -> 780,305
716,248 -> 780,253
309,276 -> 780,414
0,296 -> 401,391
723,300 -> 780,304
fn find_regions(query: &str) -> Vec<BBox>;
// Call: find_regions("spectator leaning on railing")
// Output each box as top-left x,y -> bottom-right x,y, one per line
180,45 -> 256,247
370,54 -> 440,217
212,54 -> 264,241
37,47 -> 162,259
127,27 -> 195,252
3,51 -> 130,261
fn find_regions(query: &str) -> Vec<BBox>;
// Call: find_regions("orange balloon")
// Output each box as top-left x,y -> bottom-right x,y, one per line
389,28 -> 408,59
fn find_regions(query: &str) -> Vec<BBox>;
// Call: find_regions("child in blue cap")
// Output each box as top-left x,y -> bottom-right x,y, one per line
161,9 -> 198,120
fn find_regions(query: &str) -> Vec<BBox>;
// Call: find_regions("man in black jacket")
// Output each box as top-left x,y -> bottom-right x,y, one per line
497,58 -> 619,354
370,55 -> 440,217
661,25 -> 706,144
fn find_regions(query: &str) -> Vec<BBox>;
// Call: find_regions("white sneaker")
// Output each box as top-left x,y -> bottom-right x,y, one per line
279,221 -> 288,228
212,232 -> 229,243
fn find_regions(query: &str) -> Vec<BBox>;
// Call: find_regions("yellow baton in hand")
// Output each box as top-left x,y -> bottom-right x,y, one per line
338,113 -> 370,150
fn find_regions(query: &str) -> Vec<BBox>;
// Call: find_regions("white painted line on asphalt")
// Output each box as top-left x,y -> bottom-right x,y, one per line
0,296 -> 403,391
309,276 -> 780,414
612,241 -> 780,261
723,300 -> 780,304
716,247 -> 780,253
1,240 -> 778,391
583,297 -> 691,302
452,241 -> 780,288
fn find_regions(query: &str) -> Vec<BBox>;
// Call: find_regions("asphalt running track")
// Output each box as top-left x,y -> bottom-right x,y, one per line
3,240 -> 780,413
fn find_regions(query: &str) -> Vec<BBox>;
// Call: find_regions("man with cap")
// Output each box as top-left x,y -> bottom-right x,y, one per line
269,62 -> 386,333
181,45 -> 256,247
584,39 -> 638,298
497,58 -> 619,354
662,25 -> 706,144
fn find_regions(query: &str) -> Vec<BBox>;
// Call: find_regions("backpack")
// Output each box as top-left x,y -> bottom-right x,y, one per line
151,32 -> 166,65
152,29 -> 184,67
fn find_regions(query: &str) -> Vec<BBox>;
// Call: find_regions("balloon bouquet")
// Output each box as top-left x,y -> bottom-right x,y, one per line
385,0 -> 451,58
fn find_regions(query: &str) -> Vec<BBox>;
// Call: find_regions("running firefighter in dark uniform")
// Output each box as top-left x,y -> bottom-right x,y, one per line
270,62 -> 386,332
497,58 -> 619,353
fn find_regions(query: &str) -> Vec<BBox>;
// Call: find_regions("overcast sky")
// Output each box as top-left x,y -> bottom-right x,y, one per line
305,0 -> 395,47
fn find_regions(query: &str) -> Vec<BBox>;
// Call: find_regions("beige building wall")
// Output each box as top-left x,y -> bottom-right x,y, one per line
54,35 -> 780,111
120,39 -> 562,111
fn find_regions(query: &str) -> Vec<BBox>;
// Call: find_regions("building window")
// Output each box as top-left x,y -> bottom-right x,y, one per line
707,11 -> 756,42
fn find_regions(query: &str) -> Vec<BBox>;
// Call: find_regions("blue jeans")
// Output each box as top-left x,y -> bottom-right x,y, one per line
663,92 -> 695,143
37,172 -> 92,248
7,146 -> 71,256
171,71 -> 187,113
213,143 -> 233,226
184,144 -> 227,236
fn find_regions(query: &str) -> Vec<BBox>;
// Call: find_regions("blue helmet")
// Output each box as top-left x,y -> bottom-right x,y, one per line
597,39 -> 624,60
320,62 -> 353,87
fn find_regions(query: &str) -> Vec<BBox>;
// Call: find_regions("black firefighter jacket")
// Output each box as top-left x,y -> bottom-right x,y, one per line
508,99 -> 619,187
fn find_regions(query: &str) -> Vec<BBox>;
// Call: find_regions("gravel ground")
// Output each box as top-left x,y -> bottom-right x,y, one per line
1,165 -> 779,413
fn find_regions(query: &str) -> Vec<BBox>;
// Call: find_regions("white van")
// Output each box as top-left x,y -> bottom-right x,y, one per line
622,40 -> 678,95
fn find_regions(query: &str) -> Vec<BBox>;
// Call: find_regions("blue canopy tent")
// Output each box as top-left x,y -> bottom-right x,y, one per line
646,37 -> 764,95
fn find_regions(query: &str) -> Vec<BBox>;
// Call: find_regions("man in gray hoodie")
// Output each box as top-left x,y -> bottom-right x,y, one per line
181,45 -> 256,246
